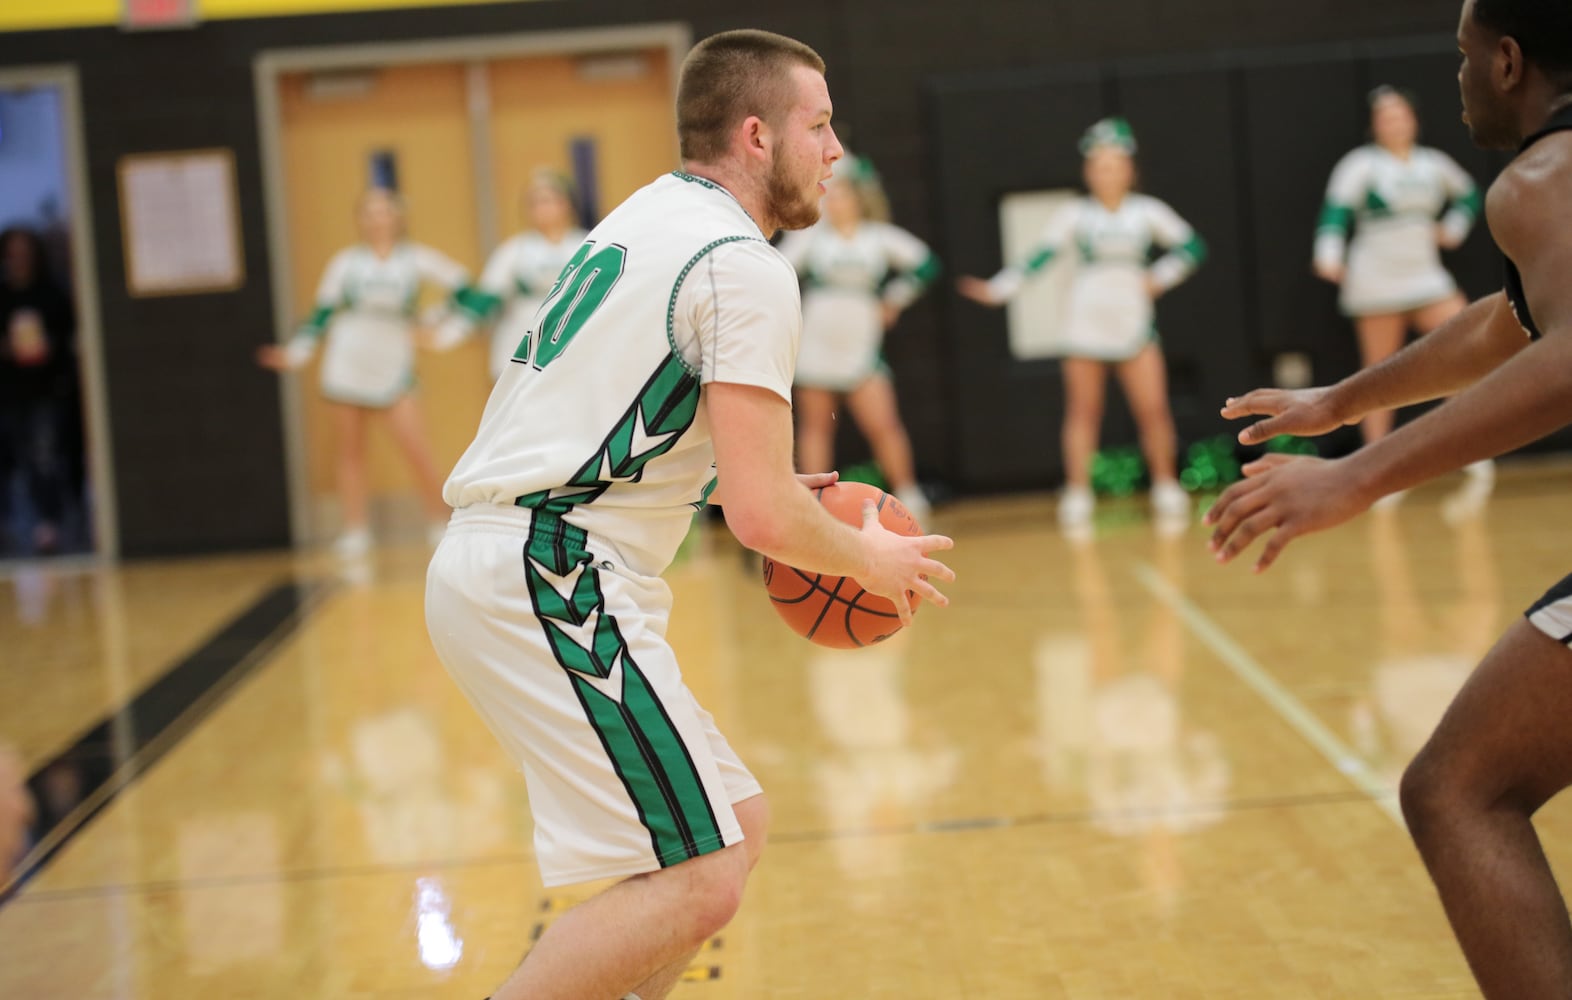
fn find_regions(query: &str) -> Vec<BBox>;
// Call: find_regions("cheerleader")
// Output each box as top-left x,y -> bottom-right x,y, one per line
777,156 -> 940,521
959,118 -> 1205,532
1314,86 -> 1492,512
258,188 -> 479,557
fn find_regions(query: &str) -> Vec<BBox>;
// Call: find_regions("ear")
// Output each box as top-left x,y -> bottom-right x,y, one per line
738,114 -> 771,162
1497,35 -> 1526,91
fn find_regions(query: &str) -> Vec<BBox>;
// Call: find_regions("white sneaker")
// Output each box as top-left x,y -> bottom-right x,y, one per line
1442,461 -> 1496,524
1464,459 -> 1496,485
893,486 -> 932,526
1372,490 -> 1407,513
1058,485 -> 1095,529
1150,480 -> 1191,521
332,527 -> 372,560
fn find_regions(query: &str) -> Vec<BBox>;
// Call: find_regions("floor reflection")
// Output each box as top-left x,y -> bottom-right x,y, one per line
1349,509 -> 1500,786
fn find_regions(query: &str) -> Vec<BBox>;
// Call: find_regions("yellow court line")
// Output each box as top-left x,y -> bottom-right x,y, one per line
1131,560 -> 1405,829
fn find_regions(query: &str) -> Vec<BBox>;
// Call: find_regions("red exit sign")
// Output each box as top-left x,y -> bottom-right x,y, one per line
122,0 -> 199,30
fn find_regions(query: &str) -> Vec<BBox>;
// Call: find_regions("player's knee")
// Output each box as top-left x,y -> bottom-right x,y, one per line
1399,755 -> 1441,837
1400,747 -> 1466,842
683,847 -> 749,941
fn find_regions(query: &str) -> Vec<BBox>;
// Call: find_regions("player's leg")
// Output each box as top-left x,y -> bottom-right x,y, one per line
627,794 -> 769,1000
428,521 -> 763,1000
331,402 -> 372,554
1354,312 -> 1407,444
844,371 -> 928,521
1401,610 -> 1572,999
793,386 -> 839,475
492,840 -> 751,1000
383,394 -> 451,533
1116,343 -> 1188,522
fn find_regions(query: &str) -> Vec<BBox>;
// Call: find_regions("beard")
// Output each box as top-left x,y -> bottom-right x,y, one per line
765,153 -> 822,232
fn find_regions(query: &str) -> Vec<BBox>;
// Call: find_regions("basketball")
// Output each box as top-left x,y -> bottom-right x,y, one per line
761,481 -> 924,648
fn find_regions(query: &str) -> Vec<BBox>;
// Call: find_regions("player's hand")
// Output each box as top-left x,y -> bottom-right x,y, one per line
1436,224 -> 1464,251
858,499 -> 955,626
1204,454 -> 1370,572
956,276 -> 1001,307
1314,261 -> 1345,285
796,470 -> 839,490
1144,274 -> 1163,300
881,301 -> 902,330
256,344 -> 294,371
1221,385 -> 1350,445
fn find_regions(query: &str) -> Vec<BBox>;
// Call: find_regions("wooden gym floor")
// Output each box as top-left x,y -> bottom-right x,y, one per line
4,464 -> 1570,998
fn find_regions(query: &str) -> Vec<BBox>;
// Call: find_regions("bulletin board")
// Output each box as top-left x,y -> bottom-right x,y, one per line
117,148 -> 244,296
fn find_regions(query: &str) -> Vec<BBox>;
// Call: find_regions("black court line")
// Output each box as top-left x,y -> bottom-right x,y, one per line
1,579 -> 329,907
7,788 -> 1388,905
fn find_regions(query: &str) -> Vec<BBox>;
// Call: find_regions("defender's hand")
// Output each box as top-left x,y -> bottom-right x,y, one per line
1204,454 -> 1371,572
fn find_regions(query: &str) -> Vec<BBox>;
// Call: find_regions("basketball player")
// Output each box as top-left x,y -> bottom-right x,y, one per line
258,188 -> 480,556
435,169 -> 589,381
1209,3 -> 1572,993
777,155 -> 940,522
1315,85 -> 1494,511
958,118 -> 1205,532
424,31 -> 954,1000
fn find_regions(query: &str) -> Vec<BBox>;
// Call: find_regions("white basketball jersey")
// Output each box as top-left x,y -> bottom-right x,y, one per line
443,172 -> 802,576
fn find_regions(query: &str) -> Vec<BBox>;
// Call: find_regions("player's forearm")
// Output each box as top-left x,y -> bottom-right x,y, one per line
1343,328 -> 1572,499
1327,293 -> 1522,420
724,487 -> 873,580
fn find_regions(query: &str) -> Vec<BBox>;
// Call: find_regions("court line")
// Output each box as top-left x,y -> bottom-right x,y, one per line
1132,560 -> 1406,829
0,579 -> 334,908
8,788 -> 1385,904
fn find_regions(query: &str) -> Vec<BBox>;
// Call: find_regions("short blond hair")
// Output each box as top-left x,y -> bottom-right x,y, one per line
677,29 -> 826,164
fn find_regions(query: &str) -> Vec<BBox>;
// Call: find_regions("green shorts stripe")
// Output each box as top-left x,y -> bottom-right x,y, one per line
521,506 -> 726,867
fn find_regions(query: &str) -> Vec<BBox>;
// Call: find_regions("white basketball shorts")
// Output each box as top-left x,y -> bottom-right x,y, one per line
425,503 -> 760,887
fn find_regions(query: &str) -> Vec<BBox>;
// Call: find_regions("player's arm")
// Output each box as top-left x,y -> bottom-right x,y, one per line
1208,154 -> 1572,571
708,382 -> 952,621
688,240 -> 953,620
1225,290 -> 1527,445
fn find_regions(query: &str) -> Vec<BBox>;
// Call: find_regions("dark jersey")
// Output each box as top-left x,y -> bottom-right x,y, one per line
1504,103 -> 1572,340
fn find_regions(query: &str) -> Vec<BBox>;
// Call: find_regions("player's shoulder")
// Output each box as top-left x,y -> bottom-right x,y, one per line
1490,135 -> 1572,242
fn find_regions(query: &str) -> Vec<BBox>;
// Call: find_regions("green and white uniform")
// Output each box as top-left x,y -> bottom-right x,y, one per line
1314,144 -> 1481,316
470,229 -> 589,380
283,242 -> 477,407
426,172 -> 797,886
777,221 -> 939,390
985,194 -> 1205,361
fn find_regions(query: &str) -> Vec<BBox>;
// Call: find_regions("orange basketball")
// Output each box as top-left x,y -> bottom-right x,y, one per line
761,481 -> 923,648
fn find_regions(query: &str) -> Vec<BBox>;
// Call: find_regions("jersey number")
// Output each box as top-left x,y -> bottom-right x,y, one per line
514,241 -> 627,368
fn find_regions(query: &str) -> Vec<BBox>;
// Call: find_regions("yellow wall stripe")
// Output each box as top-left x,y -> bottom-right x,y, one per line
0,0 -> 535,33
1,0 -> 119,32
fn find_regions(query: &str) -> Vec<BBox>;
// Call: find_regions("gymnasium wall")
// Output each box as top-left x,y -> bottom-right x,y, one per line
0,0 -> 1494,554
